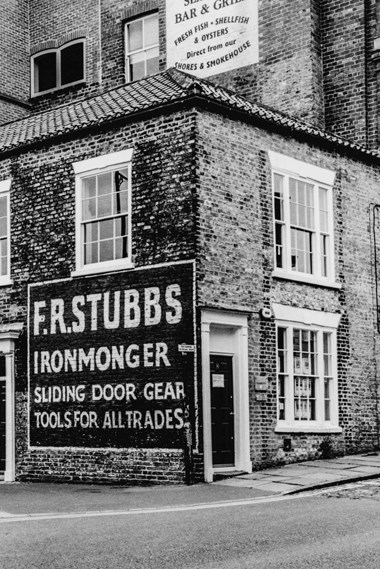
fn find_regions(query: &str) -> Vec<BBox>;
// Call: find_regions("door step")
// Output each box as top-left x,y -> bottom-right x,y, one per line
213,470 -> 246,482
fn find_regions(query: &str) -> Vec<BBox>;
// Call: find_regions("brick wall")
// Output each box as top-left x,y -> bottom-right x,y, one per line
257,0 -> 325,128
0,0 -> 30,124
321,0 -> 368,145
0,108 -> 197,483
0,98 -> 30,126
196,107 -> 380,467
27,0 -> 328,127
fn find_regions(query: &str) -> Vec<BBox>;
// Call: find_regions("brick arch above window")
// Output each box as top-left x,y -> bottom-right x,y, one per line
30,30 -> 87,56
120,0 -> 159,22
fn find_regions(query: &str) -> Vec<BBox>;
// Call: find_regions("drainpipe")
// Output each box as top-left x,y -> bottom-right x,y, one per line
371,204 -> 380,450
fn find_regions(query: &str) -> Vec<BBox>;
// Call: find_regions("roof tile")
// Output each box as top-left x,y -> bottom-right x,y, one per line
0,68 -> 379,162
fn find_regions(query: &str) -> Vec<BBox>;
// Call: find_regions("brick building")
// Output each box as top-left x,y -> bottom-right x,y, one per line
1,0 -> 380,484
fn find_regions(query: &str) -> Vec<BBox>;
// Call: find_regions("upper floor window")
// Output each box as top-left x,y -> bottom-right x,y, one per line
72,150 -> 133,276
125,13 -> 159,82
31,39 -> 85,96
268,151 -> 336,287
0,180 -> 11,286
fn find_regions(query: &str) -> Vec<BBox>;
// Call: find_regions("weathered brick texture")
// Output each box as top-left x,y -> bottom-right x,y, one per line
196,108 -> 380,466
321,0 -> 369,145
0,109 -> 197,484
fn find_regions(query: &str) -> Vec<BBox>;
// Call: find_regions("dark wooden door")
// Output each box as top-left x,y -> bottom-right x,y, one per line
0,381 -> 5,471
210,355 -> 234,466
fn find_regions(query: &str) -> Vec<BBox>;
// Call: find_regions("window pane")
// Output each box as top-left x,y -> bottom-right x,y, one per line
115,236 -> 128,259
127,19 -> 143,51
0,237 -> 7,276
0,217 -> 7,238
289,179 -> 297,225
83,222 -> 98,244
278,376 -> 286,420
291,228 -> 313,274
97,195 -> 113,218
146,49 -> 159,76
323,332 -> 330,354
82,177 -> 96,199
0,196 -> 7,237
128,52 -> 146,82
84,241 -> 98,265
274,174 -> 284,221
144,14 -> 159,46
277,327 -> 287,373
82,198 -> 96,221
277,327 -> 287,421
99,218 -> 113,240
34,52 -> 57,93
115,216 -> 128,237
98,173 -> 112,196
321,235 -> 328,277
0,197 -> 7,219
113,190 -> 128,214
324,378 -> 331,421
61,42 -> 84,86
99,239 -> 114,262
275,223 -> 284,268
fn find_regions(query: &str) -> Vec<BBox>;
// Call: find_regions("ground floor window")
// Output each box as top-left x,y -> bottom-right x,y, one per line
273,304 -> 341,433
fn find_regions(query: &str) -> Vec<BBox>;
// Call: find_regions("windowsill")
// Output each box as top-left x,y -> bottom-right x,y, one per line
0,278 -> 13,287
30,80 -> 86,100
275,425 -> 342,434
71,261 -> 135,278
272,269 -> 342,289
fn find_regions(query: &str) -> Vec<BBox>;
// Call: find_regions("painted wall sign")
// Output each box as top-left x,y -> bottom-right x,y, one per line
28,262 -> 195,450
166,0 -> 258,78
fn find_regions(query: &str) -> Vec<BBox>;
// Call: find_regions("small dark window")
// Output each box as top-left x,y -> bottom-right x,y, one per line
32,40 -> 85,96
61,42 -> 84,86
34,52 -> 57,93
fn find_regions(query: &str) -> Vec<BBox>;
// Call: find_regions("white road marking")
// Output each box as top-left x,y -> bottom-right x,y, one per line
0,511 -> 14,518
0,492 -> 311,524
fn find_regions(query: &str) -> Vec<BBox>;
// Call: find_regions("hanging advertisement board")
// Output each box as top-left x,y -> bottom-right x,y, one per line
166,0 -> 259,78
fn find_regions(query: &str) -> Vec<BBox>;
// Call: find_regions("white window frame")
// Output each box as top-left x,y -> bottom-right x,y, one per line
31,39 -> 86,97
124,12 -> 159,83
72,149 -> 134,277
268,151 -> 337,288
273,303 -> 341,433
0,180 -> 12,287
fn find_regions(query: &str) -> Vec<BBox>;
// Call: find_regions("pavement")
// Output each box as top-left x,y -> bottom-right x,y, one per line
1,452 -> 380,518
213,452 -> 380,495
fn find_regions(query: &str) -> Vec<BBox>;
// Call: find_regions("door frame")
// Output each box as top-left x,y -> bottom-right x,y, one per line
201,310 -> 251,482
0,323 -> 23,482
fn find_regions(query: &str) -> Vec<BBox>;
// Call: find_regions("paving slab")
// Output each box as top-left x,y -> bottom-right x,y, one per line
213,452 -> 380,494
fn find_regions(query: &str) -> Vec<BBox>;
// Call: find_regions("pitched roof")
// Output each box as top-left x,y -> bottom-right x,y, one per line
0,67 -> 379,161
